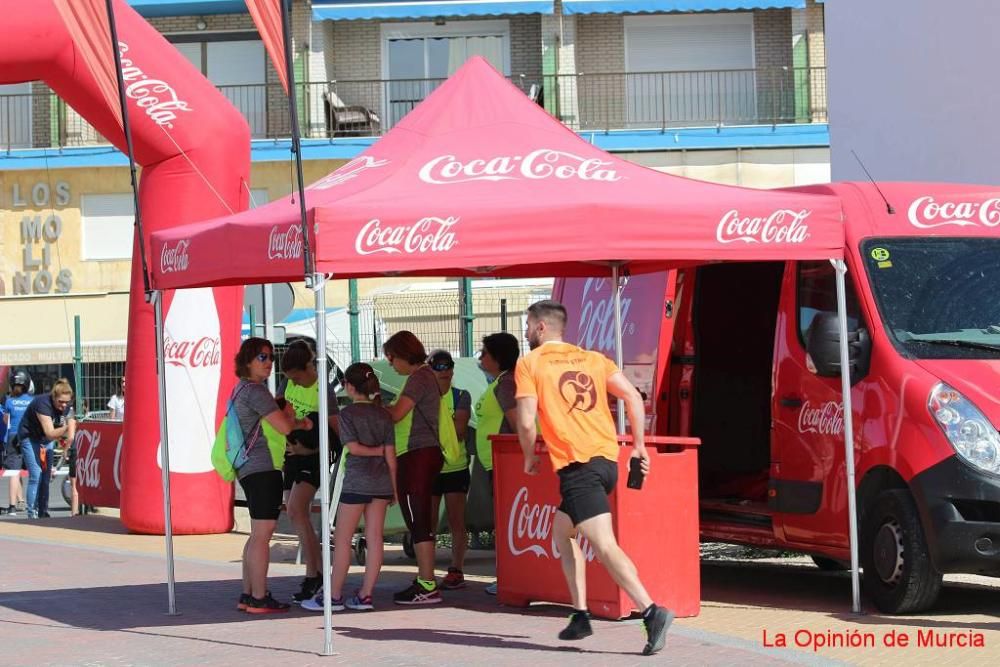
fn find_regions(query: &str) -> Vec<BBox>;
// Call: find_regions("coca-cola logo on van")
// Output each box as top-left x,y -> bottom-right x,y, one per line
418,149 -> 621,185
163,336 -> 221,368
507,487 -> 595,561
119,42 -> 192,129
355,217 -> 458,255
267,224 -> 303,260
160,240 -> 190,273
716,209 -> 811,244
74,429 -> 125,492
907,196 -> 1000,229
577,278 -> 635,353
309,156 -> 389,190
797,400 -> 844,436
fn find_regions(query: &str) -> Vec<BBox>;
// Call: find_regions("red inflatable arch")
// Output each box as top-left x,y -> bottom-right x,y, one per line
0,0 -> 250,533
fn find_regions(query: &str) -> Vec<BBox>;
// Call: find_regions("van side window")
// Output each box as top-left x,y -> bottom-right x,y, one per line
797,261 -> 862,345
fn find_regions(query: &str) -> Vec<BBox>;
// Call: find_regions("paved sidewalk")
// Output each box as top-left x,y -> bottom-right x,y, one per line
1,516 -> 997,666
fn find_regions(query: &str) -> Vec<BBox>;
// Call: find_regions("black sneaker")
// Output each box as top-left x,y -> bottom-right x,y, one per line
292,575 -> 322,602
558,611 -> 593,640
641,605 -> 674,656
237,593 -> 252,611
393,579 -> 442,605
245,592 -> 291,614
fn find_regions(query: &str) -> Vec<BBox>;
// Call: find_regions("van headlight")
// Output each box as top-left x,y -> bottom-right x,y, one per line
929,383 -> 1000,475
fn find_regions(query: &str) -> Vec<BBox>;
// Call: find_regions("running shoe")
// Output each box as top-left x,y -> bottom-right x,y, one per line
393,579 -> 442,605
301,594 -> 344,612
641,605 -> 674,656
237,593 -> 252,611
244,592 -> 291,614
441,567 -> 466,590
558,611 -> 593,641
345,593 -> 374,611
292,575 -> 322,602
484,581 -> 498,596
16,500 -> 26,512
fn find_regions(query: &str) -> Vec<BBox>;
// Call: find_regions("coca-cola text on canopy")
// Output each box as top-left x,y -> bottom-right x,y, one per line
907,195 -> 1000,229
268,224 -> 304,260
355,217 -> 459,256
716,209 -> 811,244
418,148 -> 621,185
160,239 -> 190,273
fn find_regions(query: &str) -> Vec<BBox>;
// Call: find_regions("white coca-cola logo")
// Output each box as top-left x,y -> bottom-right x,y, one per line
119,42 -> 192,129
907,196 -> 1000,229
74,429 -> 125,492
267,224 -> 303,260
507,487 -> 594,561
577,278 -> 634,353
160,240 -> 190,273
419,149 -> 621,185
797,400 -> 844,436
163,336 -> 221,369
309,156 -> 389,190
355,217 -> 458,256
716,209 -> 811,244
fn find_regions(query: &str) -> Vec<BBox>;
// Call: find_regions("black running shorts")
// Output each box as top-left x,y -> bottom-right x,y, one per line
557,456 -> 618,526
432,469 -> 471,496
239,470 -> 284,521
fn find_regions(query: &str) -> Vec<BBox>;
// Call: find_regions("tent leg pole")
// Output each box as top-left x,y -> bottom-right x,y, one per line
153,290 -> 179,616
313,273 -> 334,655
834,259 -> 862,614
612,263 -> 625,435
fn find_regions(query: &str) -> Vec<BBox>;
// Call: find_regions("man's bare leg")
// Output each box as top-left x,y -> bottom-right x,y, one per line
554,510 -> 587,609
576,512 -> 652,609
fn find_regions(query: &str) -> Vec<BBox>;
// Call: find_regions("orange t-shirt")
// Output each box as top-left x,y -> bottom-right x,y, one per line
514,341 -> 620,470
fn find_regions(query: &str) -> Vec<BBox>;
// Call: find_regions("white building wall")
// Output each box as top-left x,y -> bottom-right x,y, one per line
826,0 -> 1000,185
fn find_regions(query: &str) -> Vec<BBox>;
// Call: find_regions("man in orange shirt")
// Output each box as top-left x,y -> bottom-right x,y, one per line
515,299 -> 673,656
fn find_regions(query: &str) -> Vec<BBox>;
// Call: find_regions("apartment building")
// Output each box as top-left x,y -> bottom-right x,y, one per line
0,0 -> 828,373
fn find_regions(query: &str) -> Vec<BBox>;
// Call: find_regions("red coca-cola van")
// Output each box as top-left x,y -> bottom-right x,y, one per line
555,181 -> 1000,614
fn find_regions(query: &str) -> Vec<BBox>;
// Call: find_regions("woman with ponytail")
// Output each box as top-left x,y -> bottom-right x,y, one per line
303,362 -> 396,612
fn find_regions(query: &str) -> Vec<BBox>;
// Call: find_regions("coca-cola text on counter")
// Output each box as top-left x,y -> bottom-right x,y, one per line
355,216 -> 458,256
907,196 -> 1000,229
716,209 -> 811,244
507,487 -> 595,561
419,149 -> 621,185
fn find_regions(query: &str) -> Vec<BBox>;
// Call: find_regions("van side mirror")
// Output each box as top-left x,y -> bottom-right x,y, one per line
806,312 -> 871,384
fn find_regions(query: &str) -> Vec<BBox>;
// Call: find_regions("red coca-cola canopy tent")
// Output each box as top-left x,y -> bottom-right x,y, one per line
149,57 -> 844,290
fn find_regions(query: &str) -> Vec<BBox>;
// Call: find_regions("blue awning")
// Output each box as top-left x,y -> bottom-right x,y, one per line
127,0 -> 248,17
313,0 -> 555,21
561,1 -> 804,15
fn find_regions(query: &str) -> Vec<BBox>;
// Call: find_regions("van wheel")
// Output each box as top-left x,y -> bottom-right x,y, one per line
861,490 -> 942,614
811,556 -> 848,571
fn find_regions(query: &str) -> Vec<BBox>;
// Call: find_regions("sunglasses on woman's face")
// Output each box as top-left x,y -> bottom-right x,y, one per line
256,352 -> 274,362
431,361 -> 454,371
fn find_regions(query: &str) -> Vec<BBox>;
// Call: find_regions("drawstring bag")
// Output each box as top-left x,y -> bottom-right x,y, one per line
211,384 -> 261,482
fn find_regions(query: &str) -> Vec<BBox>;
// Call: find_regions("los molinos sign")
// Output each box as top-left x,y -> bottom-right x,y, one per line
8,180 -> 73,296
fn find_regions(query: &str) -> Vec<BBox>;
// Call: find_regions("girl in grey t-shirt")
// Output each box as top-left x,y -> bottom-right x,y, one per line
304,363 -> 396,613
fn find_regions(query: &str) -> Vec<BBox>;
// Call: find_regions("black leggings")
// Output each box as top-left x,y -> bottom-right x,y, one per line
397,447 -> 443,544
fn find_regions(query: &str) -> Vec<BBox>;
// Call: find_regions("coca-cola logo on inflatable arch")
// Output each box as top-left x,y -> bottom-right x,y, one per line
163,335 -> 221,369
907,196 -> 1000,229
119,41 -> 192,129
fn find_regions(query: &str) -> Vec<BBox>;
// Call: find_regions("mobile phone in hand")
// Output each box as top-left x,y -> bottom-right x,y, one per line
627,457 -> 645,490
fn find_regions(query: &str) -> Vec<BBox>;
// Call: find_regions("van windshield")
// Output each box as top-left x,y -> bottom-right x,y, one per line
861,238 -> 1000,359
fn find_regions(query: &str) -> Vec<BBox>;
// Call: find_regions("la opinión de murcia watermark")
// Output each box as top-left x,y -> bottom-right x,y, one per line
762,628 -> 986,652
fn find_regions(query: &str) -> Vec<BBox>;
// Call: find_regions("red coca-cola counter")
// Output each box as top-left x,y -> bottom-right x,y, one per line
73,420 -> 125,508
491,434 -> 700,620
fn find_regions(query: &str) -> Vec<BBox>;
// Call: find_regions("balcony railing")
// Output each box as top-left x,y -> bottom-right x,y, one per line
1,67 -> 826,152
